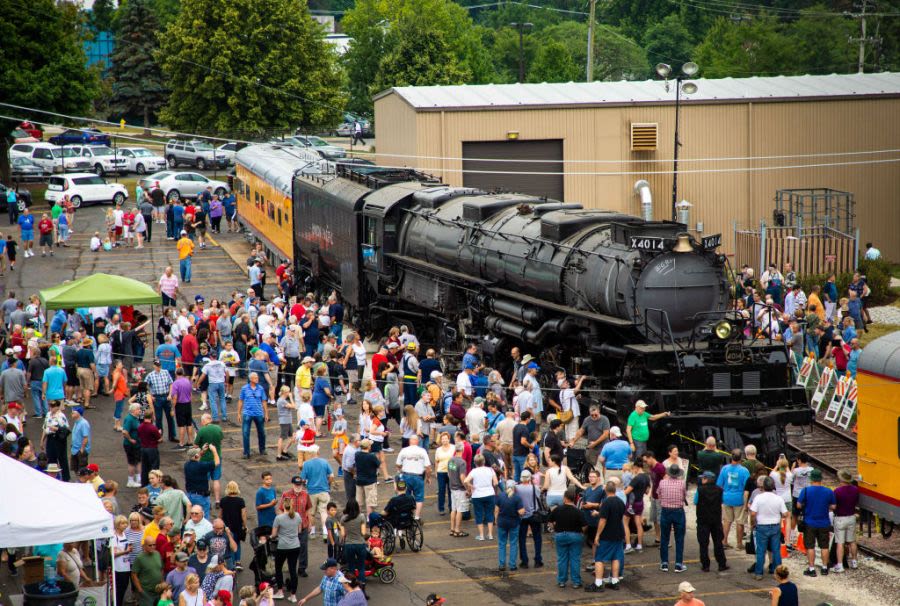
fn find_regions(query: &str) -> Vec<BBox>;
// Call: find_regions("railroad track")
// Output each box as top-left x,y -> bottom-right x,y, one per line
786,418 -> 857,478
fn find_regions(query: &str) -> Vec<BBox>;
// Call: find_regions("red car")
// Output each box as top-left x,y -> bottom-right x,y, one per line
18,121 -> 43,140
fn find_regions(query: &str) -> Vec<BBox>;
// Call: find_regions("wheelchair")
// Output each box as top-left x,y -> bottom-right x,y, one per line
371,513 -> 424,555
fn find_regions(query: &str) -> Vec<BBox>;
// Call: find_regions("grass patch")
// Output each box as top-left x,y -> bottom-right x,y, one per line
889,263 -> 900,279
859,323 -> 900,347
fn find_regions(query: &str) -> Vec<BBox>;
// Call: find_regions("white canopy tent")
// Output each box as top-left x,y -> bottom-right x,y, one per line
0,455 -> 113,547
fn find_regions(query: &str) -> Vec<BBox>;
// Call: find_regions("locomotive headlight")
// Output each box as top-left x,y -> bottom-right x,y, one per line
714,320 -> 733,340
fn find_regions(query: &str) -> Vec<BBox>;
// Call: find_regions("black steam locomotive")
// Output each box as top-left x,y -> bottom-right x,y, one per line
288,163 -> 810,460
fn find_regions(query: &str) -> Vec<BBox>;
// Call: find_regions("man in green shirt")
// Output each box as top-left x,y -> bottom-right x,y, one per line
696,436 -> 727,476
156,475 -> 192,536
194,413 -> 224,505
50,201 -> 63,245
131,537 -> 163,606
626,400 -> 669,459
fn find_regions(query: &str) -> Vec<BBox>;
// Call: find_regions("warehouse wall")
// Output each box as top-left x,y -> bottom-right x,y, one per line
375,95 -> 900,261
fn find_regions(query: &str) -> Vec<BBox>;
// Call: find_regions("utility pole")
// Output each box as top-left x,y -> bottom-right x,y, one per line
586,0 -> 597,81
849,0 -> 881,73
510,22 -> 533,83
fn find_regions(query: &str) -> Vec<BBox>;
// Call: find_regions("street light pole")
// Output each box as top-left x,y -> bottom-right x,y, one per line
510,22 -> 533,83
656,62 -> 699,222
671,79 -> 682,222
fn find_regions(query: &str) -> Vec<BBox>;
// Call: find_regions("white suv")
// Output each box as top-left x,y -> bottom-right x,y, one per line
71,145 -> 128,176
9,142 -> 92,173
44,173 -> 128,208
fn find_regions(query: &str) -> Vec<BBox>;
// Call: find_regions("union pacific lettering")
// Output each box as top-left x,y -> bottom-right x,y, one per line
301,224 -> 334,249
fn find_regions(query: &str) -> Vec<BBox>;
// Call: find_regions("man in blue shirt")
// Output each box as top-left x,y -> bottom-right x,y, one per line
461,343 -> 479,371
300,453 -> 334,538
256,472 -> 278,528
599,426 -> 632,479
42,356 -> 67,402
238,371 -> 268,458
16,208 -> 35,258
155,336 -> 181,379
797,469 -> 836,576
69,405 -> 91,470
49,309 -> 67,335
847,339 -> 862,378
716,449 -> 751,549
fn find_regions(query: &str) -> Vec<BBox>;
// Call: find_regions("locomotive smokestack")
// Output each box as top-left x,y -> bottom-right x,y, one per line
634,179 -> 653,221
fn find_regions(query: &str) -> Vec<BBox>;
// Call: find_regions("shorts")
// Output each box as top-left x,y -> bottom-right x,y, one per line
21,229 -> 33,242
594,540 -> 625,563
804,525 -> 831,549
124,443 -> 141,466
309,491 -> 330,517
450,489 -> 470,513
356,483 -> 378,509
371,441 -> 383,454
97,363 -> 110,378
472,496 -> 495,525
77,367 -> 94,391
208,463 -> 222,481
280,423 -> 293,439
331,435 -> 349,452
297,448 -> 318,461
65,365 -> 79,387
723,504 -> 746,524
313,404 -> 326,417
114,226 -> 123,236
175,402 -> 193,427
347,369 -> 359,386
39,233 -> 53,247
629,499 -> 645,517
833,515 -> 856,544
649,498 -> 660,524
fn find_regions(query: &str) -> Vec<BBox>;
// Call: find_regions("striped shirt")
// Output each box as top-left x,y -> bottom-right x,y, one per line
657,477 -> 687,509
239,383 -> 266,417
125,527 -> 144,564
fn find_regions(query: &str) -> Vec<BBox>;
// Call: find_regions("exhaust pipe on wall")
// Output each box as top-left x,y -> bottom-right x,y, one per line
634,179 -> 653,221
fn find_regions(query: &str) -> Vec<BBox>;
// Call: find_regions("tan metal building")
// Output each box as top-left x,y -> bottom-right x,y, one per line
374,73 -> 900,262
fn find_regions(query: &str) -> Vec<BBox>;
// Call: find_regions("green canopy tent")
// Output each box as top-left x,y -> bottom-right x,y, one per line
40,273 -> 161,310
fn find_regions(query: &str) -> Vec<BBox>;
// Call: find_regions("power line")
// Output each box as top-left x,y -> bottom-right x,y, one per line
7,102 -> 900,168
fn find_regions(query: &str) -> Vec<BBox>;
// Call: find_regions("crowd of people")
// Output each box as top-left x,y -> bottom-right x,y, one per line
0,216 -> 876,606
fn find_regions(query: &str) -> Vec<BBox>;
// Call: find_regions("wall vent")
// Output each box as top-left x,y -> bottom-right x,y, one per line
631,123 -> 658,151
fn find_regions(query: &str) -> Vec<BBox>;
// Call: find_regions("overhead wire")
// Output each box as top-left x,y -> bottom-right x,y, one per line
7,104 -> 900,169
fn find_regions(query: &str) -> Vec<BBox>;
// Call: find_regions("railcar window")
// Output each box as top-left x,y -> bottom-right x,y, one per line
277,208 -> 282,225
267,201 -> 275,219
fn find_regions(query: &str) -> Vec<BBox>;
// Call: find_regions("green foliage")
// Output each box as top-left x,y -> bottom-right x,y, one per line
694,15 -> 796,77
109,0 -> 167,129
149,0 -> 181,27
644,13 -> 695,66
787,5 -> 857,74
89,0 -> 117,32
489,26 -> 539,84
528,41 -> 581,83
795,259 -> 893,308
343,0 -> 490,115
0,0 -> 99,143
158,0 -> 344,134
535,21 -> 648,82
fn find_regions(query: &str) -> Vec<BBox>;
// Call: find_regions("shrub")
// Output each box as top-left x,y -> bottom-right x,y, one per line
794,259 -> 893,306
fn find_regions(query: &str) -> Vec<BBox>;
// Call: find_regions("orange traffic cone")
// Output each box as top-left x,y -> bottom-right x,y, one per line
796,530 -> 806,553
780,521 -> 789,558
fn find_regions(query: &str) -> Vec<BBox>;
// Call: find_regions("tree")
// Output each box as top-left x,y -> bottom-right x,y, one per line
158,0 -> 344,134
528,40 -> 582,83
644,13 -> 695,66
89,0 -> 117,32
343,0 -> 491,115
788,6 -> 857,74
0,0 -> 99,180
539,21 -> 649,82
149,0 -> 181,28
694,15 -> 796,78
109,0 -> 167,132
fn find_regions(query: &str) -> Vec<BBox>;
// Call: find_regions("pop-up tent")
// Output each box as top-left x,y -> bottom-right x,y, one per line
39,273 -> 160,310
0,455 -> 113,548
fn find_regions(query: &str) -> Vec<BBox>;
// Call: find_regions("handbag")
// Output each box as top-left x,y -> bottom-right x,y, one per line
531,486 -> 550,523
558,410 -> 574,424
745,531 -> 756,555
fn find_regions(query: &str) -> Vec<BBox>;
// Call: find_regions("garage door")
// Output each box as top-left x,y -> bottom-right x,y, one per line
462,139 -> 564,200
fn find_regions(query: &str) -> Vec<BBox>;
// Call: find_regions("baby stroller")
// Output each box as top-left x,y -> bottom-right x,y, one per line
565,447 -> 591,484
249,526 -> 276,586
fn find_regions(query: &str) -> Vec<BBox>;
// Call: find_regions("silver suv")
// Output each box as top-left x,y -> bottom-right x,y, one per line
165,139 -> 228,170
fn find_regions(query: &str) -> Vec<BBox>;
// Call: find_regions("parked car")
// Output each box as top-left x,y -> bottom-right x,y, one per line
18,121 -> 43,140
334,114 -> 372,137
215,142 -> 241,166
44,173 -> 128,208
48,127 -> 111,146
0,182 -> 33,211
165,139 -> 228,170
9,143 -> 92,173
69,145 -> 128,176
118,147 -> 168,174
10,157 -> 46,181
139,171 -> 230,202
284,135 -> 346,159
11,128 -> 39,144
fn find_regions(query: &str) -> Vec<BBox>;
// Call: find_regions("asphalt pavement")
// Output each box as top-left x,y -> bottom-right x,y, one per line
0,205 -> 851,606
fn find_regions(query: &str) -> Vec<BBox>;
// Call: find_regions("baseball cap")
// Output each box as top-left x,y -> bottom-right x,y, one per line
175,551 -> 189,562
291,475 -> 304,485
387,342 -> 399,349
394,477 -> 407,490
678,581 -> 696,593
430,371 -> 443,379
12,345 -> 21,353
635,400 -> 648,409
4,348 -> 12,356
609,426 -> 622,438
215,589 -> 231,605
7,402 -> 22,410
195,295 -> 205,303
72,406 -> 85,415
206,555 -> 219,570
180,230 -> 187,235
320,558 -> 339,570
526,362 -> 540,370
406,342 -> 416,350
426,594 -> 446,606
810,468 -> 823,482
258,582 -> 270,592
153,359 -> 161,366
700,471 -> 716,480
87,463 -> 100,473
196,539 -> 208,549
4,431 -> 17,442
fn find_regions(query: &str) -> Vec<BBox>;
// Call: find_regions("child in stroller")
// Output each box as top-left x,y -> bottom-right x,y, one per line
248,526 -> 277,587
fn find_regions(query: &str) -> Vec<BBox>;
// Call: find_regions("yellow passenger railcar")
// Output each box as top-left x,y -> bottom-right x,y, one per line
856,330 -> 900,525
233,144 -> 325,263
